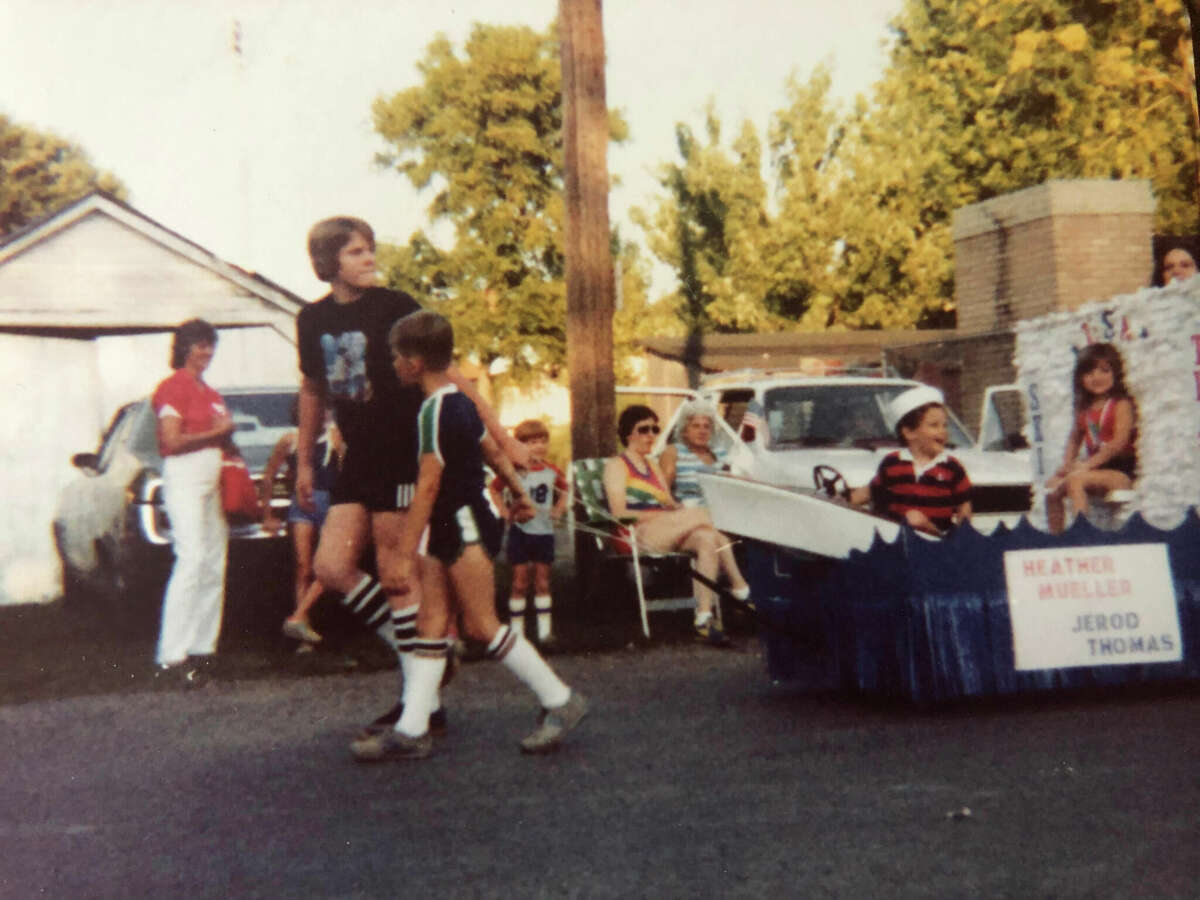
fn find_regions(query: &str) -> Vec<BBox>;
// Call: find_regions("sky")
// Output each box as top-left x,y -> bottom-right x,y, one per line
0,0 -> 903,300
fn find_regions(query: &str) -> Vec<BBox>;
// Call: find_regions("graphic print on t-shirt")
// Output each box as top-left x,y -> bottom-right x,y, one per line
320,331 -> 369,402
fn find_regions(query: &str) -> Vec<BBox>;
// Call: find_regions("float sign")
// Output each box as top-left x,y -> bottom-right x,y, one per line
1004,544 -> 1182,670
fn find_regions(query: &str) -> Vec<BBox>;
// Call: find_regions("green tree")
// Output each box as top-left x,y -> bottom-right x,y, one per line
0,114 -> 125,236
633,108 -> 779,335
640,0 -> 1200,332
372,22 -> 631,390
839,0 -> 1200,321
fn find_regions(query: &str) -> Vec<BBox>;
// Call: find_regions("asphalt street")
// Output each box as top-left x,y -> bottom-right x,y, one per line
3,631 -> 1200,899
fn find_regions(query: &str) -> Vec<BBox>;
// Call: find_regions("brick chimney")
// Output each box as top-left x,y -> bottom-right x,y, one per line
952,179 -> 1154,335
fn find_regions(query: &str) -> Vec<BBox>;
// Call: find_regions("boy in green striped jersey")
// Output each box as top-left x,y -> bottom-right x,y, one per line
352,311 -> 588,761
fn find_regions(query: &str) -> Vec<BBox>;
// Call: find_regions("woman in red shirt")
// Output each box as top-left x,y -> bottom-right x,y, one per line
151,319 -> 234,679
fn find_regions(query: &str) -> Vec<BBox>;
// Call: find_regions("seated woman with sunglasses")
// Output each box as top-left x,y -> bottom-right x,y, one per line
602,405 -> 750,645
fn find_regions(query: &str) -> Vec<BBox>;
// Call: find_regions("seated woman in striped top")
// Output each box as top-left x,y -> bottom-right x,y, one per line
602,404 -> 750,645
657,399 -> 728,508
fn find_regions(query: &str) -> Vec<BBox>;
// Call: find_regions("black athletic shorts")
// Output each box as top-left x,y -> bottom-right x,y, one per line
428,496 -> 503,564
330,436 -> 418,512
1098,454 -> 1137,480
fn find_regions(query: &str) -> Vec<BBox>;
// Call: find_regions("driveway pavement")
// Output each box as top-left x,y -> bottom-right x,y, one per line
2,604 -> 1199,899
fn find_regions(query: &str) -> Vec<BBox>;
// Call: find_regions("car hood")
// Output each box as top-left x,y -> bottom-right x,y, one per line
743,446 -> 1033,490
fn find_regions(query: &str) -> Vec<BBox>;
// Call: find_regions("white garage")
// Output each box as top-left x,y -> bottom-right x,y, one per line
0,192 -> 304,604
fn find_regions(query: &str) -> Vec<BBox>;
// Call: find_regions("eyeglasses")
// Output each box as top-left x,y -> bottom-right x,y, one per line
634,423 -> 661,435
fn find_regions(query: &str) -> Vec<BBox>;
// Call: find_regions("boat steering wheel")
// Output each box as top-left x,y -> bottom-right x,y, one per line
812,464 -> 850,500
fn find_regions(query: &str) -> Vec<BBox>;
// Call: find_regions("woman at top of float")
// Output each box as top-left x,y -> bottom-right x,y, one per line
1151,237 -> 1199,287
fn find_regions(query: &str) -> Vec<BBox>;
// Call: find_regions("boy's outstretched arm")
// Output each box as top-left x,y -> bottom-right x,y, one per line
482,434 -> 536,523
447,367 -> 531,468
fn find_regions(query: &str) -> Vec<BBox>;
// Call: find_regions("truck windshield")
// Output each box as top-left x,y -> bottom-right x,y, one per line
762,385 -> 973,450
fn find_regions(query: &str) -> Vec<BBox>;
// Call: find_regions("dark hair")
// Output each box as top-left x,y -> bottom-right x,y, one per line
895,403 -> 943,442
514,419 -> 550,442
389,310 -> 454,371
170,318 -> 218,369
617,404 -> 658,446
1073,342 -> 1130,412
307,217 -> 374,282
1150,235 -> 1200,287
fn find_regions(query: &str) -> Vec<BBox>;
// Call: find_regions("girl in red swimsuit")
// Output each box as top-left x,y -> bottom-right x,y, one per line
1046,343 -> 1138,533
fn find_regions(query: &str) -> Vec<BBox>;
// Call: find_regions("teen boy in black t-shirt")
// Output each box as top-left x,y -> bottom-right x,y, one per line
295,217 -> 530,743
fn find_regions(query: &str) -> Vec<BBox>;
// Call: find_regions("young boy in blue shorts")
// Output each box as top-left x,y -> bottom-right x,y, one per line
489,419 -> 567,646
352,310 -> 588,761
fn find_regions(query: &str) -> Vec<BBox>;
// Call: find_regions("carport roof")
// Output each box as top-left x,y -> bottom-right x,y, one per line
641,330 -> 958,372
0,191 -> 304,330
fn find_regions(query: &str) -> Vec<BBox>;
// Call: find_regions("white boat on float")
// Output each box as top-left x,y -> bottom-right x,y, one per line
695,471 -> 902,559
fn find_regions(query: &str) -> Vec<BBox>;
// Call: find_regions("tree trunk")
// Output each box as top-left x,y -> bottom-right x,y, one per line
559,0 -> 616,460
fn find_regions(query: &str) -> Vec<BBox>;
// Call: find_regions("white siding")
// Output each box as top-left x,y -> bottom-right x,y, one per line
0,213 -> 294,328
0,334 -> 99,604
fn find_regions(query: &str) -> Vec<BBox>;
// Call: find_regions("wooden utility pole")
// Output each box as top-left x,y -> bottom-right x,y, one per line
559,0 -> 616,459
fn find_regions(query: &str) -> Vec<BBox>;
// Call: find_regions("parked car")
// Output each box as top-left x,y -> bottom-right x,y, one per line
619,370 -> 1032,531
52,387 -> 295,602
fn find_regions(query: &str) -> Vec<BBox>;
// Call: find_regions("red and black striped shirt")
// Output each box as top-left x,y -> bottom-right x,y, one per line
869,451 -> 971,534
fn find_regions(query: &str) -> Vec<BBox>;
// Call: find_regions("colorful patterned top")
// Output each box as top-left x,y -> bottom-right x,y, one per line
620,453 -> 674,510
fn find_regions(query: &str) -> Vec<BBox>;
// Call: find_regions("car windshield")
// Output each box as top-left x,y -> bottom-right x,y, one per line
762,384 -> 973,450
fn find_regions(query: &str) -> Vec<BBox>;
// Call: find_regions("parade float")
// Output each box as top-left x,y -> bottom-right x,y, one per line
699,278 -> 1200,702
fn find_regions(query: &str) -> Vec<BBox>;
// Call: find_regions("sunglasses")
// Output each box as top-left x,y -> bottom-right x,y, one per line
634,423 -> 661,435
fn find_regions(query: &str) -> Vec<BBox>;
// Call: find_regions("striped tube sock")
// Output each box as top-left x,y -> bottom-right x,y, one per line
393,604 -> 419,700
507,596 -> 527,636
341,575 -> 394,650
487,625 -> 570,709
534,594 -> 552,641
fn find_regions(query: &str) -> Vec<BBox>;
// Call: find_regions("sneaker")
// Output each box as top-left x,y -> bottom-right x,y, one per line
350,728 -> 433,762
153,661 -> 206,689
695,619 -> 731,647
356,703 -> 448,740
282,619 -> 323,643
520,691 -> 588,755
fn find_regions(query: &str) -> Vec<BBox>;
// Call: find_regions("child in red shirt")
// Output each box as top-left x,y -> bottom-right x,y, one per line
850,386 -> 973,536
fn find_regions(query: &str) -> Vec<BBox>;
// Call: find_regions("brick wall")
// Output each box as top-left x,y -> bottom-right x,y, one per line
885,331 -> 1016,437
952,179 -> 1154,336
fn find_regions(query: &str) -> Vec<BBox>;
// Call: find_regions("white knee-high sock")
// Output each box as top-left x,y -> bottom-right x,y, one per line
534,594 -> 552,640
396,651 -> 446,737
508,596 -> 526,636
487,625 -> 570,709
